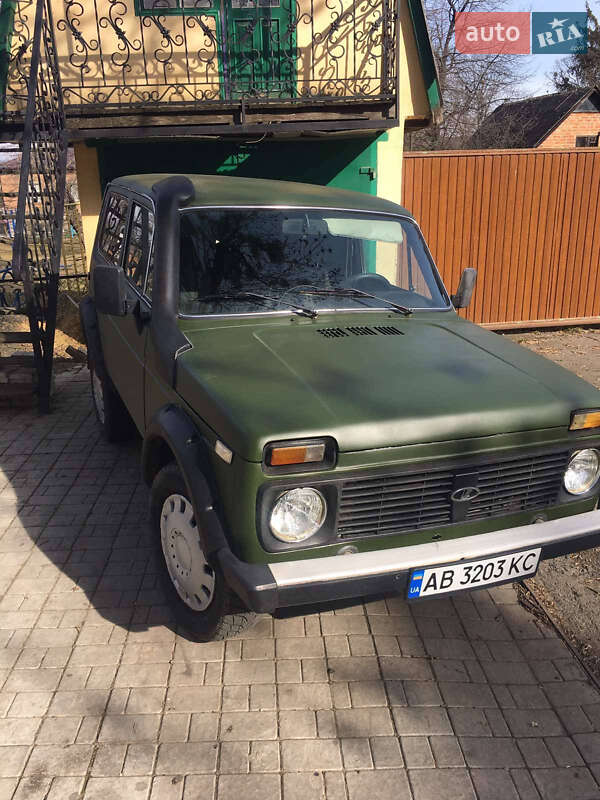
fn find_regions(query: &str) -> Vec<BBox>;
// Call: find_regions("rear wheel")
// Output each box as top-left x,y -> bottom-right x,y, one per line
151,462 -> 256,641
90,360 -> 133,442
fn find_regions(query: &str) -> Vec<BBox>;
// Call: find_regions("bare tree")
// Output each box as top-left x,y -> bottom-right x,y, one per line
467,102 -> 536,149
405,0 -> 533,151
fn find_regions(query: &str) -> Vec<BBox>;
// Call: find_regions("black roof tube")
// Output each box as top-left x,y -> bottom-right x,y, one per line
150,176 -> 194,388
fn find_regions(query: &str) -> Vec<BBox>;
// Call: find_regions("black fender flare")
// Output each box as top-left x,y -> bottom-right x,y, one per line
142,404 -> 229,557
143,404 -> 279,613
79,295 -> 106,378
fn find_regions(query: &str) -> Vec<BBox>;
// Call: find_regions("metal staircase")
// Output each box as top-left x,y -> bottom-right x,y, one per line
2,0 -> 67,412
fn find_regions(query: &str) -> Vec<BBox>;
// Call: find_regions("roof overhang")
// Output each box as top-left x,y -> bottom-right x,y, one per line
406,0 -> 443,122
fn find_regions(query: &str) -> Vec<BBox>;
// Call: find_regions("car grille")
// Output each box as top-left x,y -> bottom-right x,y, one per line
336,451 -> 569,540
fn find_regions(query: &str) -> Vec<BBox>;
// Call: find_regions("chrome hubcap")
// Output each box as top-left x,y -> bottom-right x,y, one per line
91,369 -> 105,425
160,493 -> 215,611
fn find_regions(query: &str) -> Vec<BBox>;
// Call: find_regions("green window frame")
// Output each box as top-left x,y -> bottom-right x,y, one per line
134,0 -> 213,15
0,0 -> 16,112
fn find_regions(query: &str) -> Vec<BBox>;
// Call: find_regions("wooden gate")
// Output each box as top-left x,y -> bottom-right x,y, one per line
402,148 -> 600,328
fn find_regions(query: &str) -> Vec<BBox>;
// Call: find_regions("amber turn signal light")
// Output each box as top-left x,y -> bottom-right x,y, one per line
570,410 -> 600,431
269,443 -> 326,466
263,438 -> 337,473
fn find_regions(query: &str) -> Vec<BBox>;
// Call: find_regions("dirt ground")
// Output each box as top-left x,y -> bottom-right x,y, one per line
0,291 -> 86,365
506,328 -> 600,682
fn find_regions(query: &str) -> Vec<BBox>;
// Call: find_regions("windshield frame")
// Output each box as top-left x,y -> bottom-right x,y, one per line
177,205 -> 454,319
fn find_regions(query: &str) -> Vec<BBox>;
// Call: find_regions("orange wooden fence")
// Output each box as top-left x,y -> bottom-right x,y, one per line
402,148 -> 600,328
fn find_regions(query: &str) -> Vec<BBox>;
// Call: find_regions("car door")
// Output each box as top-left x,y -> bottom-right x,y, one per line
95,191 -> 154,432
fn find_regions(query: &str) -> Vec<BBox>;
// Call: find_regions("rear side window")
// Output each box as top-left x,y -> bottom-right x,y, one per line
123,203 -> 154,292
98,193 -> 129,266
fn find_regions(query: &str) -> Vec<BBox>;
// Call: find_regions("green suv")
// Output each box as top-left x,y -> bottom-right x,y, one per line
80,174 -> 600,640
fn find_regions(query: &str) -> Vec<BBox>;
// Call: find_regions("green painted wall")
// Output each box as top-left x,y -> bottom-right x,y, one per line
96,135 -> 382,272
96,136 -> 380,197
0,1 -> 16,112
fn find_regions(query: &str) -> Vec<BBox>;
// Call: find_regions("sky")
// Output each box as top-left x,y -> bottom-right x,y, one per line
506,0 -> 593,95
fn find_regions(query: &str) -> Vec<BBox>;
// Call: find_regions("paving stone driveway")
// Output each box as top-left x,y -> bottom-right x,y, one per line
0,367 -> 599,800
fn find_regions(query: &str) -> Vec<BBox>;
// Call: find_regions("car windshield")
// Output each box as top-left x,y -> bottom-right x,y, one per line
178,208 -> 450,316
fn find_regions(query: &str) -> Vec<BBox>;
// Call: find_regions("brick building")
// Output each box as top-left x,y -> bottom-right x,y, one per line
471,87 -> 600,149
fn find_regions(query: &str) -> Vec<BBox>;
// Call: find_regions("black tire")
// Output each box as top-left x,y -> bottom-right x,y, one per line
89,360 -> 133,443
151,462 -> 256,641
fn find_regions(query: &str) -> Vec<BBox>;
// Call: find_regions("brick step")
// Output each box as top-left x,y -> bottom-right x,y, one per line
0,383 -> 35,398
0,354 -> 35,369
0,331 -> 34,344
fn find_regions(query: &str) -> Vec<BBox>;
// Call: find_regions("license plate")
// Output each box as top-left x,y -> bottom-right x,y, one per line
407,548 -> 541,600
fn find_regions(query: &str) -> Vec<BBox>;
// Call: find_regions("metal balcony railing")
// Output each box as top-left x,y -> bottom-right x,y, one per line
2,0 -> 398,119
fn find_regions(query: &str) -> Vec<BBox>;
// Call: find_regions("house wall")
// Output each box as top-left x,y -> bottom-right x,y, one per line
398,0 -> 430,123
95,135 -> 382,194
70,0 -> 431,257
5,0 -> 391,110
376,0 -> 432,209
540,112 -> 600,148
73,142 -> 103,265
75,123 -> 411,262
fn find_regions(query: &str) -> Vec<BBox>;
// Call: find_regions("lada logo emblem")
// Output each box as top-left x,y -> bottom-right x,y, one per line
451,486 -> 481,502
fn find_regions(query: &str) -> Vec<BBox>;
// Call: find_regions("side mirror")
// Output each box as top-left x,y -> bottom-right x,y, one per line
451,268 -> 477,309
92,265 -> 129,316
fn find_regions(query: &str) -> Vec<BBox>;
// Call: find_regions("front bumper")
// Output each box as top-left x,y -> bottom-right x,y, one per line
217,509 -> 600,614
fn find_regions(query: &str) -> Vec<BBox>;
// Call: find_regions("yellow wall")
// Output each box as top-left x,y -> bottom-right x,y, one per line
73,143 -> 102,268
8,0 -> 429,112
53,6 -> 221,107
376,0 -> 432,205
297,0 -> 389,96
398,0 -> 431,121
376,127 -> 404,206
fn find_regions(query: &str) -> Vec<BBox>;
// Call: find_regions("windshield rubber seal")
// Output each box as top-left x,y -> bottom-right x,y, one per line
178,205 -> 453,319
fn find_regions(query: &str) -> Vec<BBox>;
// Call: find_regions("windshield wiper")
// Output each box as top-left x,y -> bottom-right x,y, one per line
291,287 -> 412,317
198,292 -> 318,319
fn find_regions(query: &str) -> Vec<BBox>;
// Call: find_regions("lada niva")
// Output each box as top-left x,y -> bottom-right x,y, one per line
80,174 -> 600,640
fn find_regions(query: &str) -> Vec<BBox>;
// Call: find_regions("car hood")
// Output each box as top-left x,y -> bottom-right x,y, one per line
176,314 -> 600,461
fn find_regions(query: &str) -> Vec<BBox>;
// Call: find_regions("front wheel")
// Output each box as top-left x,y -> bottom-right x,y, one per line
151,462 -> 256,641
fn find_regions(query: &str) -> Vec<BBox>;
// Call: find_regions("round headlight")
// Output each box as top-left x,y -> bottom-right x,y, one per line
270,488 -> 326,543
564,449 -> 600,495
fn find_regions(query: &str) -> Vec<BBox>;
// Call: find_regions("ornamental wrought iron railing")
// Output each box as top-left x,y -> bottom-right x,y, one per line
2,0 -> 398,117
9,0 -> 68,411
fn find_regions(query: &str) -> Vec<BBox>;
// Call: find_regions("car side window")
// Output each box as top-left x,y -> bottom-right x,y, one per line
123,203 -> 155,294
99,193 -> 129,266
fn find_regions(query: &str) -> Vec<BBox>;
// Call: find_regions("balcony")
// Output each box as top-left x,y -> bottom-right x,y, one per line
1,0 -> 399,136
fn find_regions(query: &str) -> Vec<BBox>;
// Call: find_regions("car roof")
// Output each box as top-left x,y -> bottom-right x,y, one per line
110,174 -> 414,218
